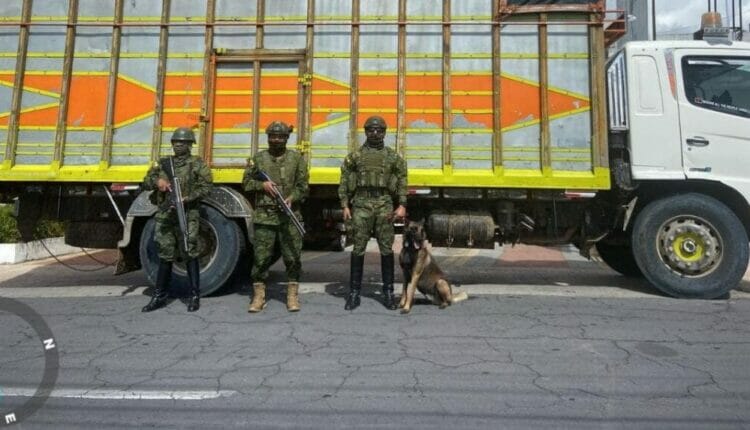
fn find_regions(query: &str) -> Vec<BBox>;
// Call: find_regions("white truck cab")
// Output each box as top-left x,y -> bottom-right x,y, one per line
624,41 -> 750,197
605,39 -> 750,299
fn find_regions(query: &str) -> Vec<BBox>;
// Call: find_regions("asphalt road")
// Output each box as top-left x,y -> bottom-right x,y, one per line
1,241 -> 749,429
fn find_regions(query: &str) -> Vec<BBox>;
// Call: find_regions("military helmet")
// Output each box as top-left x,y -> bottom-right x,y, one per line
363,116 -> 387,130
171,127 -> 196,143
265,121 -> 294,135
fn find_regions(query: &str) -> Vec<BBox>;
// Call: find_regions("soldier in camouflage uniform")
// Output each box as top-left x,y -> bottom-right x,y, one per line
141,127 -> 213,313
339,116 -> 407,311
243,121 -> 309,313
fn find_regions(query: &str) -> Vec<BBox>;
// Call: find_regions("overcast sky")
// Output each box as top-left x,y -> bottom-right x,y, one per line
609,0 -> 750,35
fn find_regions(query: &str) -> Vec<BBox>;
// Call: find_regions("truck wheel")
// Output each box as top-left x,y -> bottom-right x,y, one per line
330,232 -> 347,252
139,205 -> 243,296
631,193 -> 749,299
595,241 -> 643,277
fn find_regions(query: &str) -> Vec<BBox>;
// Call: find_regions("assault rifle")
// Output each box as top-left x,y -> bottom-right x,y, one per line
163,157 -> 190,253
255,170 -> 306,237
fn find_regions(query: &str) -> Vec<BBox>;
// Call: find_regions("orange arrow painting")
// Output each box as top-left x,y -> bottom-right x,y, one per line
0,72 -> 589,132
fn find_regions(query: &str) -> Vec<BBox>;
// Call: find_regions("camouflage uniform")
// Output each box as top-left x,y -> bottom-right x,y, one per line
140,127 -> 212,313
339,116 -> 407,310
243,149 -> 309,283
143,155 -> 213,261
339,145 -> 408,256
243,121 -> 309,313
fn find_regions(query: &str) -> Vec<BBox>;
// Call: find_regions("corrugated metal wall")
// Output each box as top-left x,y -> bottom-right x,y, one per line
0,0 -> 609,189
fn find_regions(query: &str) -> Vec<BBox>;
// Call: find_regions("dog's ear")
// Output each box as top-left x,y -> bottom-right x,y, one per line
416,223 -> 427,240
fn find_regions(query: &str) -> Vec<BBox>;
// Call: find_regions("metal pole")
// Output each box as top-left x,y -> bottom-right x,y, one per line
150,0 -> 171,163
441,0 -> 451,169
101,0 -> 124,170
200,0 -> 216,163
396,0 -> 406,156
652,0 -> 657,40
539,13 -> 550,175
348,0 -> 360,152
53,0 -> 79,169
251,0 -> 265,156
5,0 -> 32,169
740,0 -> 743,39
491,0 -> 502,172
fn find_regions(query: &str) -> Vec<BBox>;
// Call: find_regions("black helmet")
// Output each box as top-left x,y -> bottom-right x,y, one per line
171,127 -> 196,143
363,116 -> 387,130
265,121 -> 294,136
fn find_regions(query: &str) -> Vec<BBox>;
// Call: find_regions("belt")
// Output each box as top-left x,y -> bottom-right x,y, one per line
357,188 -> 387,198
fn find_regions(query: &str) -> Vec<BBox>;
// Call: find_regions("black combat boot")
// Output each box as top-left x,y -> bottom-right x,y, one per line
186,259 -> 201,312
381,254 -> 397,310
142,260 -> 171,312
345,254 -> 364,310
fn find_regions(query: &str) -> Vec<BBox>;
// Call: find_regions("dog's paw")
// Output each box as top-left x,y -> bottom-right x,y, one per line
400,308 -> 411,314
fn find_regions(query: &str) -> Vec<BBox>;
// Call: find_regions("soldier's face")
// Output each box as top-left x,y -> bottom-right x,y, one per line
365,126 -> 386,145
268,133 -> 288,156
172,140 -> 192,157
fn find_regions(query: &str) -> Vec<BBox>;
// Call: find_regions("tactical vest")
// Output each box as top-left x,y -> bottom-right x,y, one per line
256,151 -> 297,207
355,146 -> 390,189
150,156 -> 196,209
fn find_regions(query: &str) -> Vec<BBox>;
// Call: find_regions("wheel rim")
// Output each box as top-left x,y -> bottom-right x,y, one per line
173,219 -> 219,274
656,215 -> 722,277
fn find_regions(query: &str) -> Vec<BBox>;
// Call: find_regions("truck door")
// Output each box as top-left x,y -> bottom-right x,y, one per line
207,52 -> 306,167
676,51 -> 750,187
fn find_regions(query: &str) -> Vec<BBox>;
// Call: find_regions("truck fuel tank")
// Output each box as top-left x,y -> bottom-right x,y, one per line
426,211 -> 496,249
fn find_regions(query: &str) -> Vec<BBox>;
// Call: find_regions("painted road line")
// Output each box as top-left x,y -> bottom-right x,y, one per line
298,282 -> 750,299
3,282 -> 749,299
0,388 -> 237,400
0,286 -> 148,298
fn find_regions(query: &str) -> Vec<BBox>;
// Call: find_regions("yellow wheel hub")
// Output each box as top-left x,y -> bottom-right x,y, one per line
671,232 -> 705,263
658,217 -> 722,277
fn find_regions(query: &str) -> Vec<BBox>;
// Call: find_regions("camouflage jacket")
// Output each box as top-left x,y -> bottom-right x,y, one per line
242,149 -> 309,225
338,144 -> 407,208
141,155 -> 213,215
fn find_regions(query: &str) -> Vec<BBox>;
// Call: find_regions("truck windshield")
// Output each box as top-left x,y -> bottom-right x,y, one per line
682,56 -> 750,118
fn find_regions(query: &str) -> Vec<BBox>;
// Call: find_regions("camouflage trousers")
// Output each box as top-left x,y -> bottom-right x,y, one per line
154,208 -> 201,262
251,221 -> 303,283
350,196 -> 394,257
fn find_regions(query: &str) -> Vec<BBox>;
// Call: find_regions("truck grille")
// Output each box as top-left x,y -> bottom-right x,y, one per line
607,51 -> 629,131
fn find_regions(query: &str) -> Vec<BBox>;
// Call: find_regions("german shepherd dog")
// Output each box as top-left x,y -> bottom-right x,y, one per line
398,221 -> 468,313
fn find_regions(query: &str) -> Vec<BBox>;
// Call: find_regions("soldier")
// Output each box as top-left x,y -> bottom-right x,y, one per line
339,116 -> 407,311
243,121 -> 309,313
141,127 -> 213,313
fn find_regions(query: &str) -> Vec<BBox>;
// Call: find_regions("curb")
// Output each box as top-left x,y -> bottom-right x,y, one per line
0,237 -> 81,264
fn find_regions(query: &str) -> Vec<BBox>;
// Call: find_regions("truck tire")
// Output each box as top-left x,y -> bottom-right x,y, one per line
329,232 -> 347,251
595,241 -> 643,278
139,205 -> 243,296
631,193 -> 749,299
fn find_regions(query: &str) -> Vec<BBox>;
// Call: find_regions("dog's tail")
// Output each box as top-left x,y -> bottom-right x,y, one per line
450,291 -> 469,303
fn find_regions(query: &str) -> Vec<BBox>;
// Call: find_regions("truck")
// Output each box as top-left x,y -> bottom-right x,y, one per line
0,0 -> 748,300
